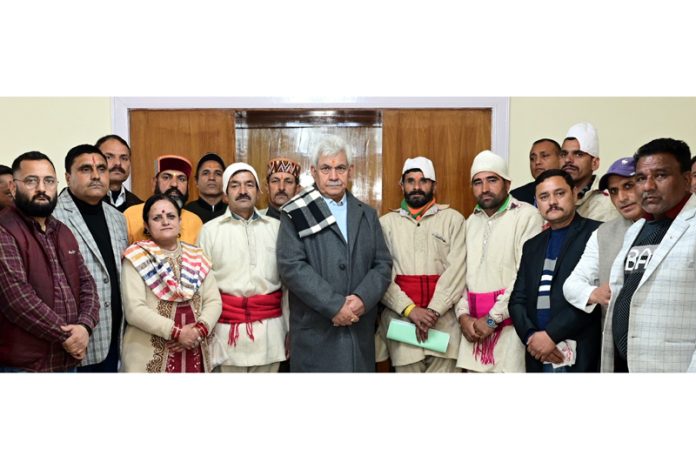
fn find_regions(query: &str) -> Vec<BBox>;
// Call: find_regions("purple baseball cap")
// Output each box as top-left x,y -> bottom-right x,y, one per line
598,157 -> 636,191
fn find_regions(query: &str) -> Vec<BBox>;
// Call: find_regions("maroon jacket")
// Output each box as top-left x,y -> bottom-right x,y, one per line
0,206 -> 99,371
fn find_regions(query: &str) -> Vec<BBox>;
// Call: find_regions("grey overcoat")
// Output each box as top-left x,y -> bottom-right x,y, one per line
277,191 -> 392,372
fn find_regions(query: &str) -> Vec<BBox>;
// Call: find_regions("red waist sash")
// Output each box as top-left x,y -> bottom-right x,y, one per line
219,290 -> 282,346
467,289 -> 511,366
395,274 -> 441,308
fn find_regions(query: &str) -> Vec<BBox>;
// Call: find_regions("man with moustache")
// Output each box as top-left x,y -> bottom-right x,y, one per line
564,157 -> 644,328
0,151 -> 99,372
690,155 -> 696,194
261,157 -> 302,219
53,144 -> 128,372
379,156 -> 466,372
184,153 -> 228,223
96,134 -> 142,212
510,138 -> 562,205
0,165 -> 15,209
509,169 -> 602,372
603,138 -> 696,372
123,155 -> 203,244
456,151 -> 543,372
259,157 -> 301,372
277,135 -> 392,372
198,162 -> 287,372
560,122 -> 617,222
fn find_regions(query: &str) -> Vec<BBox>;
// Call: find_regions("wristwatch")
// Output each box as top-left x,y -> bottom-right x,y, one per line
485,315 -> 497,329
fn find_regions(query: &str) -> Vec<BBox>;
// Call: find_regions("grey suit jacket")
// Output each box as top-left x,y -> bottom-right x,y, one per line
604,194 -> 696,372
53,189 -> 128,366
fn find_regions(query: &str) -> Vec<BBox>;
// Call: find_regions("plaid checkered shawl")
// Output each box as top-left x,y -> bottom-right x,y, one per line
281,185 -> 337,238
123,240 -> 212,302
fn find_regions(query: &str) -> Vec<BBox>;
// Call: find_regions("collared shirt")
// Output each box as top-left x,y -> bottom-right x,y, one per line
108,186 -> 127,208
473,194 -> 512,215
322,193 -> 348,242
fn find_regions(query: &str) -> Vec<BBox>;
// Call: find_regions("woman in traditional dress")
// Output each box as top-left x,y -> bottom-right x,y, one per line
120,194 -> 221,372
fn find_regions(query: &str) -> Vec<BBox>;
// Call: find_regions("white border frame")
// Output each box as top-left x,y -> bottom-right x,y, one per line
112,97 -> 510,190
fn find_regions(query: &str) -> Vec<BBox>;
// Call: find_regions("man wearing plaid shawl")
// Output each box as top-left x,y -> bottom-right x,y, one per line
277,135 -> 392,372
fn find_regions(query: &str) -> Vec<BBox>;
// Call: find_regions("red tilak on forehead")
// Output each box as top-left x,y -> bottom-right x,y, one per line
92,155 -> 97,167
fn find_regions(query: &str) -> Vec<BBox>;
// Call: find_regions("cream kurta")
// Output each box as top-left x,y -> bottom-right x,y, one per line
379,204 -> 466,367
576,179 -> 618,222
197,210 -> 288,368
120,248 -> 222,372
455,197 -> 543,372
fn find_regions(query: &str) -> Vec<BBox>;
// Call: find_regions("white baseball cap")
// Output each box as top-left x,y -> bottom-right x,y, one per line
401,156 -> 436,182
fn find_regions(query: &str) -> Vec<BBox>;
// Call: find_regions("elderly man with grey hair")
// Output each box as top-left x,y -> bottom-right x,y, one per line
277,135 -> 392,372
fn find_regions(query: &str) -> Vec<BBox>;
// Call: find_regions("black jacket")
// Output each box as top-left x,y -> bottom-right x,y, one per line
509,214 -> 603,372
510,181 -> 536,206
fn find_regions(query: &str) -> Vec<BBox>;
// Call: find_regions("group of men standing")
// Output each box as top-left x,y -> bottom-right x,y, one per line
1,124 -> 695,372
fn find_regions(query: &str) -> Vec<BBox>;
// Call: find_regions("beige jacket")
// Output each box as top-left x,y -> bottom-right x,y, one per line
455,197 -> 543,372
576,178 -> 618,222
120,250 -> 222,372
379,204 -> 467,367
198,210 -> 288,368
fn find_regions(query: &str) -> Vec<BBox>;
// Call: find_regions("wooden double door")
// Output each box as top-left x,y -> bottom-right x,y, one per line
128,108 -> 492,216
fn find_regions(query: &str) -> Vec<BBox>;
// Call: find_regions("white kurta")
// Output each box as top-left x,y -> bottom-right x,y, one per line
455,197 -> 543,372
197,210 -> 288,367
379,204 -> 467,367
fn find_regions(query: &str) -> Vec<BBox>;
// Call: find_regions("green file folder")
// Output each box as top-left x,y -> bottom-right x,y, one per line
386,318 -> 450,354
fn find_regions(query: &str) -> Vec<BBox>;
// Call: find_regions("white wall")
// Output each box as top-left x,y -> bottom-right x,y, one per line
0,98 -> 111,179
508,97 -> 696,187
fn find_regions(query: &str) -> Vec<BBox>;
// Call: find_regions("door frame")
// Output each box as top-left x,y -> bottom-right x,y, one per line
112,96 -> 510,189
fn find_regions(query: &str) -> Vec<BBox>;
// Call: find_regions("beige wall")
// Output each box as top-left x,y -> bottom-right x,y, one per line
508,97 -> 696,188
0,98 -> 111,179
2,97 -> 695,193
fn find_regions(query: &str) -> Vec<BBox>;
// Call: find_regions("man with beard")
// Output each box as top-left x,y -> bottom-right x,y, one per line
564,157 -> 644,329
378,156 -> 466,372
53,144 -> 128,372
96,134 -> 142,212
561,122 -> 618,222
198,163 -> 287,372
0,151 -> 99,372
509,169 -> 602,372
184,152 -> 228,223
456,151 -> 543,372
602,138 -> 696,372
0,165 -> 15,209
261,157 -> 301,219
510,138 -> 562,206
277,135 -> 392,372
123,155 -> 202,244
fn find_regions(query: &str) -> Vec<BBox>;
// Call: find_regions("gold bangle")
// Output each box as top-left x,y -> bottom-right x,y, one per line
403,304 -> 416,318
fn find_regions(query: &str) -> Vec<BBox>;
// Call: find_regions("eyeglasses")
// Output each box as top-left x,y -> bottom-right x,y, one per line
14,176 -> 58,188
318,165 -> 348,175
